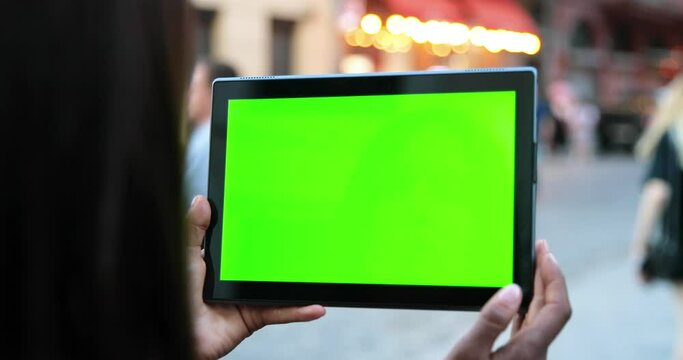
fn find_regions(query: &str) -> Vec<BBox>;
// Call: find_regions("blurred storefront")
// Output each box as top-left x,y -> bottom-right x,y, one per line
188,0 -> 683,152
190,0 -> 543,75
546,0 -> 683,106
545,0 -> 683,151
338,0 -> 542,73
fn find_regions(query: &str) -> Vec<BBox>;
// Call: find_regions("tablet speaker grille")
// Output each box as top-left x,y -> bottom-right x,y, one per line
239,76 -> 278,80
459,68 -> 507,73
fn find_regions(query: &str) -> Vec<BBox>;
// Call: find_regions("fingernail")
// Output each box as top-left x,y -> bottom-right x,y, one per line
540,239 -> 550,253
191,196 -> 200,208
548,252 -> 558,265
498,284 -> 522,306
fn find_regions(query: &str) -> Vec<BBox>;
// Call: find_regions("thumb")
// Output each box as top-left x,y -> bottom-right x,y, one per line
187,195 -> 211,248
186,196 -> 212,311
447,284 -> 522,359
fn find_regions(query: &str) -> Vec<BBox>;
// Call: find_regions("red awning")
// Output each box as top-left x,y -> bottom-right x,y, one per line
383,0 -> 539,35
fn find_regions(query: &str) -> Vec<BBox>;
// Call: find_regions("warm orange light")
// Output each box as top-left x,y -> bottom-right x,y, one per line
469,26 -> 488,47
523,33 -> 541,55
483,29 -> 504,53
404,16 -> 422,40
424,20 -> 440,43
395,34 -> 413,52
452,42 -> 470,54
447,23 -> 470,46
347,14 -> 541,56
344,29 -> 358,47
354,29 -> 374,48
429,21 -> 452,45
374,29 -> 393,51
386,14 -> 406,35
360,14 -> 382,35
431,43 -> 452,57
409,20 -> 428,43
503,31 -> 524,53
340,54 -> 375,73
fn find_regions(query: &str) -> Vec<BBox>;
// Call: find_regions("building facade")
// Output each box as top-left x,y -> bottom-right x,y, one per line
190,0 -> 546,75
191,0 -> 341,76
545,0 -> 683,108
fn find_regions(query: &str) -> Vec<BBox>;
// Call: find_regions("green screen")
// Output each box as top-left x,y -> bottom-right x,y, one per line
221,91 -> 515,287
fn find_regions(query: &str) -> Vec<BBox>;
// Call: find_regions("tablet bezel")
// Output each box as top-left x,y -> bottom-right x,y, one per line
204,68 -> 536,311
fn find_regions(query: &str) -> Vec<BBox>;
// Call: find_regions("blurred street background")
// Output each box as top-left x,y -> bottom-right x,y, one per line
184,0 -> 683,358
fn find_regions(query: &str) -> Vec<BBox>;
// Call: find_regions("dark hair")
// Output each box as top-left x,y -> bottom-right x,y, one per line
1,1 -> 194,358
200,58 -> 239,82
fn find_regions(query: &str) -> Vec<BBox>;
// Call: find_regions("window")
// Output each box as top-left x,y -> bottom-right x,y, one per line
194,8 -> 216,57
272,19 -> 296,75
571,20 -> 595,48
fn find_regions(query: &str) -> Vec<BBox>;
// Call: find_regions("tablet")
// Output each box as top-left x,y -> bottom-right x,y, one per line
204,68 -> 536,310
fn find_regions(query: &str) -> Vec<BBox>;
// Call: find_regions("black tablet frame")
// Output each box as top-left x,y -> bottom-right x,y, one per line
204,68 -> 537,311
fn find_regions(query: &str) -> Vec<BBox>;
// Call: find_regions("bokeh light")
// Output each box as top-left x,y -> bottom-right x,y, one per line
349,14 -> 541,56
360,14 -> 382,35
386,14 -> 406,35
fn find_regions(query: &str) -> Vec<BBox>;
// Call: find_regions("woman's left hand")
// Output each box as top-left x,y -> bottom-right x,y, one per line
186,196 -> 326,359
446,240 -> 571,359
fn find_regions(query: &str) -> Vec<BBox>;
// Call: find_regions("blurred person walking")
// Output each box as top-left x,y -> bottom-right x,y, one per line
548,79 -> 599,160
184,60 -> 237,207
632,73 -> 683,359
547,79 -> 574,153
571,100 -> 600,160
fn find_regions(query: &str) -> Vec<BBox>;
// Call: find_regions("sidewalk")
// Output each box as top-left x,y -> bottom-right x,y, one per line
227,258 -> 676,360
551,258 -> 675,359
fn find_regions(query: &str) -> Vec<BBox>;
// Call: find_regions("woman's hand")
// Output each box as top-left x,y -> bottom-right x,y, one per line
186,196 -> 326,359
446,240 -> 571,360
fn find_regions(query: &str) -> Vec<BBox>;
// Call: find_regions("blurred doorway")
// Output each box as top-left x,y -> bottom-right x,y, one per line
195,8 -> 216,57
272,19 -> 296,75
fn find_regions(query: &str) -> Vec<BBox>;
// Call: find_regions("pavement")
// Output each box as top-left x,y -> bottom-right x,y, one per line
226,154 -> 676,359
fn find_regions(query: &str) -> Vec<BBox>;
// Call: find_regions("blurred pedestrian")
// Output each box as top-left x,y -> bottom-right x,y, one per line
537,95 -> 554,155
632,73 -> 683,359
571,100 -> 600,160
185,59 -> 237,207
547,79 -> 599,160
